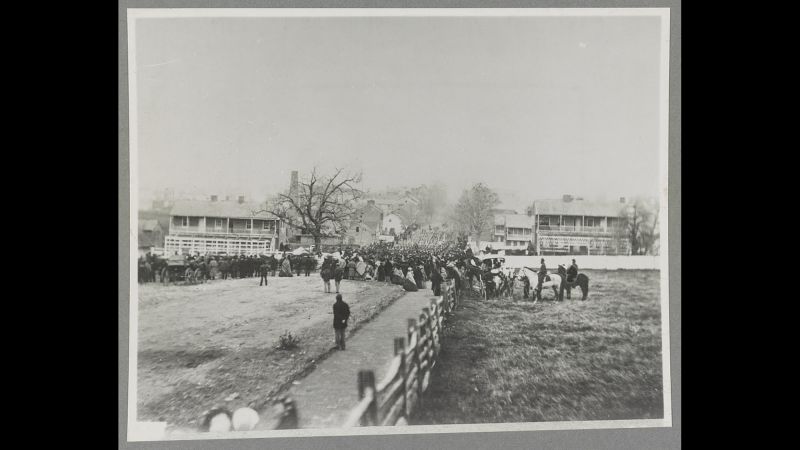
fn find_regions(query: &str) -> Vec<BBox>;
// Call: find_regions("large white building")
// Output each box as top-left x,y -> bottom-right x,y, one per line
532,195 -> 630,255
487,214 -> 536,251
163,197 -> 286,256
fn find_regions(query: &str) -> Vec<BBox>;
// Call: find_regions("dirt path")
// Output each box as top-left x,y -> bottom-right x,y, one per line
137,276 -> 407,426
287,286 -> 439,429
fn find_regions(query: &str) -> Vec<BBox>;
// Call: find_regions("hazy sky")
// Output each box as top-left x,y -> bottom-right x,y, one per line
133,15 -> 664,204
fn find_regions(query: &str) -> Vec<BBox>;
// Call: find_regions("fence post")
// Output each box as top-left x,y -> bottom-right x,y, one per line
430,300 -> 439,359
423,307 -> 433,394
417,312 -> 427,405
275,396 -> 298,429
407,318 -> 420,414
394,337 -> 407,423
357,370 -> 377,426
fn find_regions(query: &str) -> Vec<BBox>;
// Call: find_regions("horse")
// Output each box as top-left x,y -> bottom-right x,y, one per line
484,268 -> 514,299
557,265 -> 590,300
518,267 -> 563,302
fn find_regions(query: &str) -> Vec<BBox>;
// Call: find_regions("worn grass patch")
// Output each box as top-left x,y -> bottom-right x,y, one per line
411,270 -> 663,424
137,279 -> 406,428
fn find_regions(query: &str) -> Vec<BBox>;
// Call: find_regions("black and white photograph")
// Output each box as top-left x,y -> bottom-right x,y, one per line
124,7 -> 675,442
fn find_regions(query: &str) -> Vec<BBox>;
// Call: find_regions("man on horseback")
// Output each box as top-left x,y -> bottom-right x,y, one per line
567,259 -> 578,283
537,258 -> 547,291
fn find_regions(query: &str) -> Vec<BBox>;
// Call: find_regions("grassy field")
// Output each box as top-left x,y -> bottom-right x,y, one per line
411,269 -> 664,424
136,275 -> 406,428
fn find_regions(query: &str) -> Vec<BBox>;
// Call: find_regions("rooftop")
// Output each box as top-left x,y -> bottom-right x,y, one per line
533,198 -> 626,217
170,200 -> 274,219
503,214 -> 536,228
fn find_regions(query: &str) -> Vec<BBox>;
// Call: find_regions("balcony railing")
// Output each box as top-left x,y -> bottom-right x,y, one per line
170,226 -> 277,237
506,234 -> 532,240
537,225 -> 620,235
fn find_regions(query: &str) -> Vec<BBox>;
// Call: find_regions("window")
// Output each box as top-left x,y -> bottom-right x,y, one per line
585,217 -> 601,227
356,226 -> 360,232
181,217 -> 188,227
246,221 -> 252,230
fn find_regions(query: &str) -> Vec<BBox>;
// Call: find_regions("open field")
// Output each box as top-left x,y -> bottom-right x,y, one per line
411,269 -> 663,424
136,275 -> 406,428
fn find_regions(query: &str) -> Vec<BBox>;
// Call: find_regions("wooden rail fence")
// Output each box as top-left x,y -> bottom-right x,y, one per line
191,281 -> 459,433
343,282 -> 458,427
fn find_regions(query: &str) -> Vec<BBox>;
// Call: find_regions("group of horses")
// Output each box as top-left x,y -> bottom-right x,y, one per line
463,262 -> 590,302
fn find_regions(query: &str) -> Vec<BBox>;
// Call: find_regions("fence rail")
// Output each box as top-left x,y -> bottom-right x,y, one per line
188,282 -> 459,435
343,282 -> 458,427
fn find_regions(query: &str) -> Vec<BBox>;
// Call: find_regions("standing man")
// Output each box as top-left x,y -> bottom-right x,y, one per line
209,257 -> 218,280
333,294 -> 350,350
269,254 -> 278,277
259,258 -> 269,286
384,259 -> 393,283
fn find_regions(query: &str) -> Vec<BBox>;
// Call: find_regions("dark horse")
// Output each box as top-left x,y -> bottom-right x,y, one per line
557,265 -> 590,300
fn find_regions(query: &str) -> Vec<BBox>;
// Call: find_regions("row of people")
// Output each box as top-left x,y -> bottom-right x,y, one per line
136,252 -> 319,284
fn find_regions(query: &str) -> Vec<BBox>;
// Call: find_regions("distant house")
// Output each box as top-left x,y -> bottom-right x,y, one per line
344,200 -> 384,246
138,219 -> 164,257
164,197 -> 286,256
382,210 -> 409,236
532,195 -> 630,255
484,214 -> 535,252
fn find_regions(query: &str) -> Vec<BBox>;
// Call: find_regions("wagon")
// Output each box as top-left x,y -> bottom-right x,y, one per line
480,256 -> 506,269
161,256 -> 189,283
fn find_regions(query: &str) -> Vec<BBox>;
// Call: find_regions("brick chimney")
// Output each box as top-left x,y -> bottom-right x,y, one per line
289,171 -> 299,198
619,197 -> 626,204
238,195 -> 245,204
562,194 -> 574,202
210,195 -> 218,202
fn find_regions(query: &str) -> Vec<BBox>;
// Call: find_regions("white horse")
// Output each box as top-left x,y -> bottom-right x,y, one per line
518,267 -> 563,301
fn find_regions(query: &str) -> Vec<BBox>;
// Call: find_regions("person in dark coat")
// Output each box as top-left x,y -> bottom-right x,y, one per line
320,256 -> 334,293
259,260 -> 269,286
333,294 -> 350,350
334,257 -> 346,293
269,255 -> 278,277
384,260 -> 393,283
567,259 -> 578,283
413,264 -> 424,289
536,258 -> 548,290
403,268 -> 418,292
430,265 -> 443,296
376,261 -> 385,282
304,256 -> 313,276
219,258 -> 230,280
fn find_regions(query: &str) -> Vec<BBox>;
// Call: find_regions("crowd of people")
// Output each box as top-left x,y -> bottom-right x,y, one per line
138,226 -> 540,303
136,252 -> 319,284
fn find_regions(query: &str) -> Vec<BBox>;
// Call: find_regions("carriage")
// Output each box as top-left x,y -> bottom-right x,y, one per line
161,255 -> 189,284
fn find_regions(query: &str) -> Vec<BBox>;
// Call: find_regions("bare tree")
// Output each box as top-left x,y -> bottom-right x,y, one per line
409,183 -> 448,226
257,168 -> 364,251
450,183 -> 500,249
619,197 -> 659,255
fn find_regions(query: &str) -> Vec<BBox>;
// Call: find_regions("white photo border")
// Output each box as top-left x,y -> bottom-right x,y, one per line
126,7 -> 672,442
